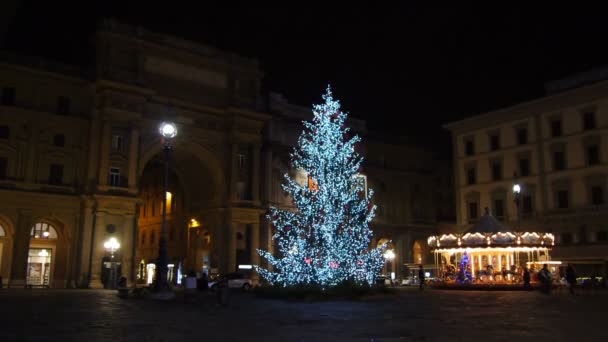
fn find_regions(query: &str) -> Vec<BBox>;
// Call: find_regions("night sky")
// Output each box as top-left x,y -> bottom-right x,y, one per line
4,2 -> 608,153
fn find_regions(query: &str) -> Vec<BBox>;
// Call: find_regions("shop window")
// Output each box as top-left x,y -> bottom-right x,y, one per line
597,231 -> 608,242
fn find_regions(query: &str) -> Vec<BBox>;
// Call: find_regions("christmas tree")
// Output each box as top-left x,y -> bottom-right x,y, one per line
256,86 -> 386,287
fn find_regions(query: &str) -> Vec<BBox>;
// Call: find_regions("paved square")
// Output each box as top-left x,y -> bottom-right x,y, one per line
0,288 -> 606,341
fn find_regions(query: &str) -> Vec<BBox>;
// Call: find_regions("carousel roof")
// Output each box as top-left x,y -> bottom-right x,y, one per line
467,208 -> 506,234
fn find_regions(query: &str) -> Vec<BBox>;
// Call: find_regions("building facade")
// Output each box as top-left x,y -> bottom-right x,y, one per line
0,20 -> 450,288
445,73 -> 608,278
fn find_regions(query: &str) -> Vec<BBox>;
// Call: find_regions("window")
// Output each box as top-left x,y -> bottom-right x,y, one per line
557,190 -> 569,209
1,87 -> 15,105
49,164 -> 64,185
592,186 -> 604,205
0,126 -> 9,139
491,162 -> 502,181
111,135 -> 123,152
517,128 -> 528,145
494,199 -> 504,219
237,153 -> 246,169
553,151 -> 566,171
109,167 -> 121,186
551,119 -> 562,137
466,167 -> 476,185
56,96 -> 70,115
523,195 -> 533,213
169,227 -> 175,241
597,231 -> 608,242
468,202 -> 478,221
30,222 -> 58,239
561,232 -> 573,244
519,158 -> 530,177
583,111 -> 596,130
490,135 -> 500,151
53,134 -> 65,147
0,157 -> 6,179
141,231 -> 146,245
587,145 -> 600,165
465,140 -> 474,156
150,230 -> 156,244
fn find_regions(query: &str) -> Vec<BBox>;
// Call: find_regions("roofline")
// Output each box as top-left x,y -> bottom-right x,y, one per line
442,78 -> 608,132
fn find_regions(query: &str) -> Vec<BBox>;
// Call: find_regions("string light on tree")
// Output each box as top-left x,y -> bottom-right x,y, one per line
255,86 -> 386,287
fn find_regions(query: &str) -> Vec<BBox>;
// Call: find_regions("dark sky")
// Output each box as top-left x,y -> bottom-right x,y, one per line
4,2 -> 608,153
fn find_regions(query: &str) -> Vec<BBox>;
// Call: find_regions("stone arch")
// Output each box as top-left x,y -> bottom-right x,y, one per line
138,140 -> 227,206
27,218 -> 70,288
0,214 -> 15,283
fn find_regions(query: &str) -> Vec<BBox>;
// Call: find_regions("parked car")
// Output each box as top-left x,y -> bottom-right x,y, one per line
401,277 -> 420,286
208,272 -> 253,291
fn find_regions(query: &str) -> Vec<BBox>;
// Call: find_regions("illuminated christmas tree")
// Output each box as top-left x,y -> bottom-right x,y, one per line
256,86 -> 386,287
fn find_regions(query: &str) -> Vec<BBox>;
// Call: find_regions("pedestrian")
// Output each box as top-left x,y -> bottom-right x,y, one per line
523,267 -> 531,290
418,265 -> 425,291
202,272 -> 209,290
538,264 -> 552,294
566,264 -> 577,295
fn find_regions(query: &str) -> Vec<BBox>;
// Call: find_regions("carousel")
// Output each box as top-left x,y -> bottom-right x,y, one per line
427,209 -> 557,287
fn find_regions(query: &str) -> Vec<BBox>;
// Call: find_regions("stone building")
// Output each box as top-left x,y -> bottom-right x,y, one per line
0,20 -> 451,288
444,69 -> 608,278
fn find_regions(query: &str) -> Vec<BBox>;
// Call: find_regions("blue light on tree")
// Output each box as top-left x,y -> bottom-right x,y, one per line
255,86 -> 386,287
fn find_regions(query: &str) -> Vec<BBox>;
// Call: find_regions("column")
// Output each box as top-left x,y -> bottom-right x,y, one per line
86,115 -> 101,191
228,222 -> 237,273
251,144 -> 261,202
78,200 -> 95,287
249,223 -> 260,267
478,255 -> 482,274
122,214 -> 135,285
128,126 -> 140,189
9,210 -> 33,287
98,121 -> 112,186
89,212 -> 106,288
24,124 -> 37,183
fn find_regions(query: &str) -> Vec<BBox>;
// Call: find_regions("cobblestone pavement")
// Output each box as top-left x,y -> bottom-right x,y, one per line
0,287 -> 606,341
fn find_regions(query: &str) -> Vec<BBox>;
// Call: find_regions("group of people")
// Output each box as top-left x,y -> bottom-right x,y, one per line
525,263 -> 580,295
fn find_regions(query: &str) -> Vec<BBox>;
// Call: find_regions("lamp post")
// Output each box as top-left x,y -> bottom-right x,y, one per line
513,182 -> 521,230
103,237 -> 120,289
154,122 -> 177,294
383,249 -> 396,282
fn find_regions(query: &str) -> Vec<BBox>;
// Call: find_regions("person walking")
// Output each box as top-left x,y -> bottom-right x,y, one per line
566,264 -> 577,295
418,265 -> 425,291
538,264 -> 552,294
523,267 -> 531,290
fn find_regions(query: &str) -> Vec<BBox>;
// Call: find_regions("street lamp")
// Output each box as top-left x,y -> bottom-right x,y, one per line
154,122 -> 177,294
103,237 -> 120,289
513,182 -> 521,230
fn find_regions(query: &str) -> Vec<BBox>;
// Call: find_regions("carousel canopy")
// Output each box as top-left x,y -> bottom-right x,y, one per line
467,208 -> 505,234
